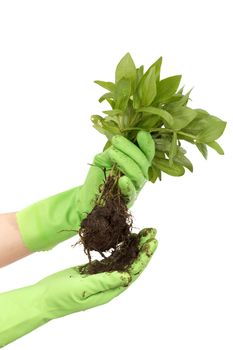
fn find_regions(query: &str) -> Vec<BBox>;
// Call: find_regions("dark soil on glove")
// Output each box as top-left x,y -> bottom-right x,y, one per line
78,167 -> 139,274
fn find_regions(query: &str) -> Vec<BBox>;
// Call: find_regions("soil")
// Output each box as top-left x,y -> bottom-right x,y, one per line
78,166 -> 139,274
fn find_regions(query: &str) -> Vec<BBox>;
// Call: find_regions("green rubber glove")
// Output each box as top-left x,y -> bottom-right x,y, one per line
0,228 -> 157,347
16,131 -> 155,252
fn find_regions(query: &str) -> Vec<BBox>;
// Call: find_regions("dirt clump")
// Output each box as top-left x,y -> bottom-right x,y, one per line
78,168 -> 139,274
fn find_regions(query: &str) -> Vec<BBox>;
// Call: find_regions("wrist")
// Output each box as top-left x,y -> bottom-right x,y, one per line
0,213 -> 30,267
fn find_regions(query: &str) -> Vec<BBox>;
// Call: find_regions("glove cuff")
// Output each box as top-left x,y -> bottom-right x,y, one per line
16,187 -> 82,252
0,284 -> 48,347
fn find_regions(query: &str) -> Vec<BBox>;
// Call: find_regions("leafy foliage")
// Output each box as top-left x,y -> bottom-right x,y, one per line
91,53 -> 227,183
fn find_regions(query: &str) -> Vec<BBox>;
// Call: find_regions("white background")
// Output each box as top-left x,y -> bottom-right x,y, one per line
0,0 -> 232,349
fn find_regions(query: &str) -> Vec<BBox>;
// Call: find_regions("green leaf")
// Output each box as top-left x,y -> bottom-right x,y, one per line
154,137 -> 172,152
178,133 -> 196,144
138,107 -> 174,127
132,91 -> 140,109
135,114 -> 161,129
91,115 -> 120,139
134,58 -> 162,108
104,115 -> 119,123
115,53 -> 136,85
195,108 -> 209,114
173,150 -> 193,172
102,121 -> 121,137
207,141 -> 224,155
196,143 -> 208,159
196,119 -> 227,143
125,99 -> 135,122
159,93 -> 182,105
103,140 -> 112,151
95,80 -> 115,92
103,109 -> 122,116
156,75 -> 182,102
132,66 -> 145,107
155,151 -> 166,159
146,56 -> 163,82
170,106 -> 197,130
177,86 -> 184,94
114,78 -> 131,111
169,132 -> 177,166
105,98 -> 115,108
136,65 -> 144,84
173,89 -> 192,107
99,92 -> 114,103
148,164 -> 161,183
183,110 -> 226,142
91,115 -> 104,124
138,66 -> 157,106
177,146 -> 187,155
91,115 -> 111,138
155,158 -> 185,176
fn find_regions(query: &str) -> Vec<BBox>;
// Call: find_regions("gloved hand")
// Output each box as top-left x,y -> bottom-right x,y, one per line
0,228 -> 157,347
16,131 -> 155,252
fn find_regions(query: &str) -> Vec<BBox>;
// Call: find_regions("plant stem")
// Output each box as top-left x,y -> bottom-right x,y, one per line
95,164 -> 121,206
122,126 -> 197,141
178,131 -> 197,140
122,127 -> 143,132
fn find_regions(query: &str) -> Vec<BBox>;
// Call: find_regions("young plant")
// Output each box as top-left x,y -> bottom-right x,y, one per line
79,53 -> 226,274
92,53 -> 226,181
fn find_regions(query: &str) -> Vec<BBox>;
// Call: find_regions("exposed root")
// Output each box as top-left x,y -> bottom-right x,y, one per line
78,166 -> 139,274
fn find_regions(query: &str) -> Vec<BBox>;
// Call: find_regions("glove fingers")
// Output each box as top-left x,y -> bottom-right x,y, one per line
138,227 -> 157,248
108,147 -> 145,190
93,150 -> 112,169
111,135 -> 150,179
80,271 -> 130,298
83,285 -> 126,309
118,176 -> 137,204
129,239 -> 158,280
136,131 -> 155,163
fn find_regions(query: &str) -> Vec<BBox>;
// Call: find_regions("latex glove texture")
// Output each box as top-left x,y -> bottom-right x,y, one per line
0,228 -> 157,347
16,131 -> 155,252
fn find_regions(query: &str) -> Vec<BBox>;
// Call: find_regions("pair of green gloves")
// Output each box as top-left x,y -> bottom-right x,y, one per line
0,131 -> 157,347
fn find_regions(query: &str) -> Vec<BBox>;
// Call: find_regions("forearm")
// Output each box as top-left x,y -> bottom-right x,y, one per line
0,212 -> 30,267
0,284 -> 47,347
0,186 -> 82,267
